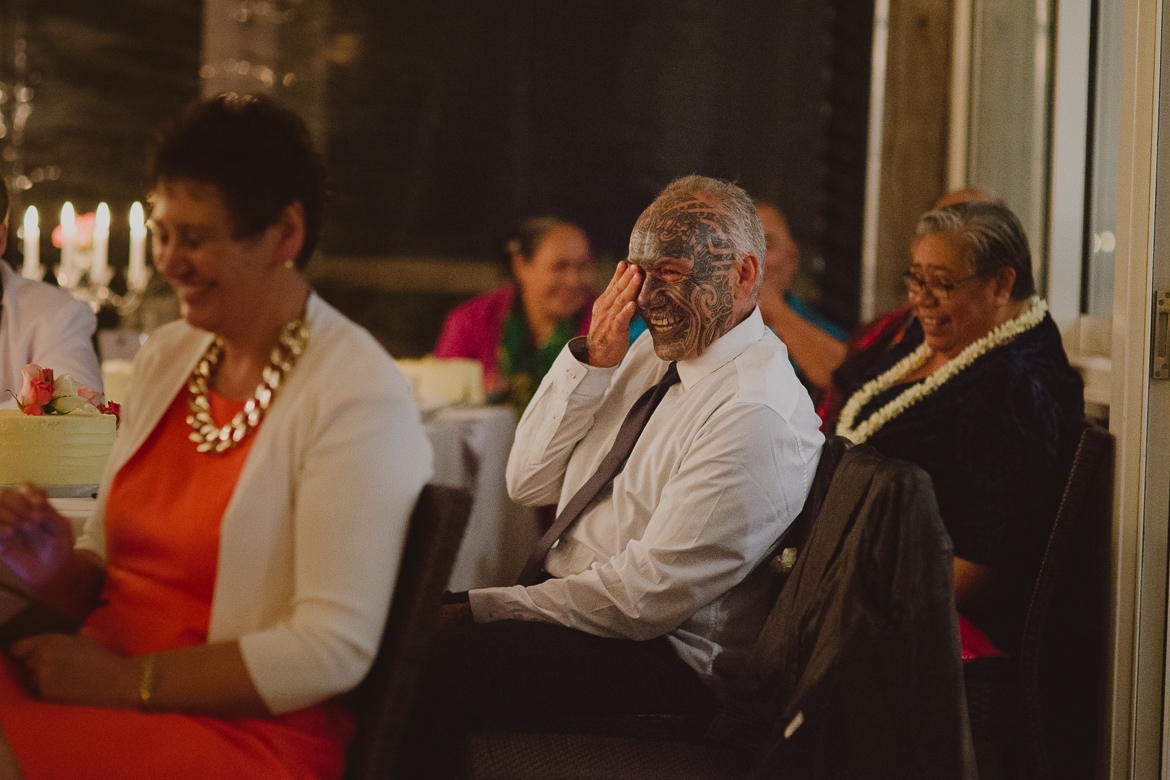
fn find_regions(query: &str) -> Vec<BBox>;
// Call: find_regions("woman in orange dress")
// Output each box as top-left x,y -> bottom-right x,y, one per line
0,95 -> 432,779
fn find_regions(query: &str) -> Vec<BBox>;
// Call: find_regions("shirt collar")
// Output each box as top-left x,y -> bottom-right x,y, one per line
674,307 -> 766,390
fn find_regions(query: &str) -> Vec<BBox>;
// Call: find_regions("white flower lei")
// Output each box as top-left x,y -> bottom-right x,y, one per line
836,295 -> 1047,444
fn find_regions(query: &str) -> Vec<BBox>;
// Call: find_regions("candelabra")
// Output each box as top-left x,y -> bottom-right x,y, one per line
55,262 -> 153,317
23,201 -> 152,316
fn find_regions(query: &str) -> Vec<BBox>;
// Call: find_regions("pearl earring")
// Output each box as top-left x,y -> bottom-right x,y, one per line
284,259 -> 295,270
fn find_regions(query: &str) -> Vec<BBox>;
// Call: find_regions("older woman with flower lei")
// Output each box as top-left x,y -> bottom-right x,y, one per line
0,95 -> 432,779
836,201 -> 1083,657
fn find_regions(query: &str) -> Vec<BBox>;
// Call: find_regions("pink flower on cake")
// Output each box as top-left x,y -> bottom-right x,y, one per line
18,365 -> 55,412
13,363 -> 119,426
28,377 -> 53,407
19,363 -> 42,385
78,388 -> 105,407
77,388 -> 121,425
17,364 -> 48,408
99,400 -> 121,427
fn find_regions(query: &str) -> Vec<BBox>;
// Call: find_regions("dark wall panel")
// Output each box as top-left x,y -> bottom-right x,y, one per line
323,0 -> 851,288
6,1 -> 200,223
0,2 -> 872,354
821,0 -> 875,328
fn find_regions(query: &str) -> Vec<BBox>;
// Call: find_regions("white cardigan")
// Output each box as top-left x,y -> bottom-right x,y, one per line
78,294 -> 434,714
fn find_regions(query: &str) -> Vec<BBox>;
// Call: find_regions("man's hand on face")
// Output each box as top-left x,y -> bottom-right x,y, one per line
584,260 -> 642,368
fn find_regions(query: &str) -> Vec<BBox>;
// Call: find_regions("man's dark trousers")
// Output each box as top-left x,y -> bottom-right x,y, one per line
395,619 -> 717,779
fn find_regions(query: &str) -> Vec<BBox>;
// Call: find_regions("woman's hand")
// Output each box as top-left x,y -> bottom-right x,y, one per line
9,633 -> 139,709
585,261 -> 642,368
12,635 -> 272,718
0,485 -> 75,590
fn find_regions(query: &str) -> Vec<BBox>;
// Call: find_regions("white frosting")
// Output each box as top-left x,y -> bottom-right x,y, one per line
396,357 -> 484,405
0,409 -> 116,486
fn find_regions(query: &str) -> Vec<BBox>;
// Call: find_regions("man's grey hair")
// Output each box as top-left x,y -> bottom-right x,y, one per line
655,175 -> 766,292
916,200 -> 1036,300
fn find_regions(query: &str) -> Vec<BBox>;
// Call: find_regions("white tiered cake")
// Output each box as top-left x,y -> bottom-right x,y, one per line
0,410 -> 116,487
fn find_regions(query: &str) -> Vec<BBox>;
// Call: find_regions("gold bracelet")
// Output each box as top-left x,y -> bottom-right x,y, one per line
138,654 -> 157,711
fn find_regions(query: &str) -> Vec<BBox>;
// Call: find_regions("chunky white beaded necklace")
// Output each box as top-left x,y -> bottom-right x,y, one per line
836,295 -> 1047,444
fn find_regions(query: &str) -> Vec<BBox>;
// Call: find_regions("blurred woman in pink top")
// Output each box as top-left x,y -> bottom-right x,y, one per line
434,217 -> 597,412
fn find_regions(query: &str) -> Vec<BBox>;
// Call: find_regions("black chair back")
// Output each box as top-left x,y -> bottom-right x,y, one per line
344,483 -> 473,780
1019,421 -> 1113,780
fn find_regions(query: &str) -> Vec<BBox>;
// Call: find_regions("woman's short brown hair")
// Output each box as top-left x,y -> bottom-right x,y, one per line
149,94 -> 327,269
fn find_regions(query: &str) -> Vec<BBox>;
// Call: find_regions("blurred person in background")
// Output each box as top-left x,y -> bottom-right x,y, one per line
753,200 -> 847,401
817,186 -> 1004,432
434,217 -> 598,414
0,177 -> 103,407
834,200 -> 1082,659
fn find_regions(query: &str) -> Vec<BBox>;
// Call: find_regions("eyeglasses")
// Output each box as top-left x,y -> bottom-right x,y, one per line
901,270 -> 982,301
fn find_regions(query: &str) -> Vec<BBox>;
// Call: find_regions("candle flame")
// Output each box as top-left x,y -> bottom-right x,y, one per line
95,202 -> 110,231
23,205 -> 37,232
130,201 -> 145,231
61,202 -> 75,229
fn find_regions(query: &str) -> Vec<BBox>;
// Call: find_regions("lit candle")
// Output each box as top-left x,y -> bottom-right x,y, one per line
128,201 -> 148,290
21,206 -> 39,280
60,202 -> 76,274
91,202 -> 110,282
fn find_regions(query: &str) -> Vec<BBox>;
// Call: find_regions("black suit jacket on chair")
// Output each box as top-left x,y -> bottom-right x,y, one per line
712,444 -> 977,780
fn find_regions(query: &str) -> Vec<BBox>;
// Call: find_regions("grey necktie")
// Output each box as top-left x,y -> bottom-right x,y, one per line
516,362 -> 681,587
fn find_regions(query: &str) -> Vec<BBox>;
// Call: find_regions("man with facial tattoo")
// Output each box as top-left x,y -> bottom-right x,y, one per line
397,176 -> 824,779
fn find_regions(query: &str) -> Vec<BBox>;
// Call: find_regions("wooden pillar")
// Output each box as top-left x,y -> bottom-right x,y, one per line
867,0 -> 953,320
201,0 -> 279,98
200,0 -> 328,142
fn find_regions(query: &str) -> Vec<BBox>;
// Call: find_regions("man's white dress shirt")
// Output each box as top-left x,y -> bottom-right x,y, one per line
0,261 -> 102,408
473,308 -> 824,683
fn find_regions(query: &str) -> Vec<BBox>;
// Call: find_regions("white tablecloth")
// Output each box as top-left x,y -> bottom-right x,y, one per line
424,405 -> 539,590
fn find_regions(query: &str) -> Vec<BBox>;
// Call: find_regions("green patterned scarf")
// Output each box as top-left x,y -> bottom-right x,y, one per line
497,290 -> 581,414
